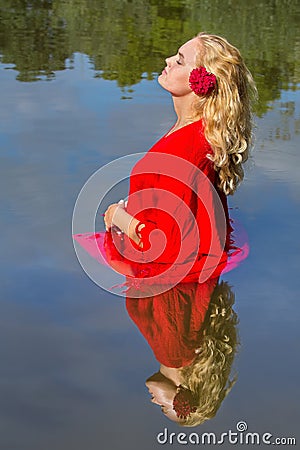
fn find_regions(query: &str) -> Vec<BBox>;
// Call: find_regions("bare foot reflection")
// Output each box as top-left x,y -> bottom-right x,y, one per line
126,278 -> 239,426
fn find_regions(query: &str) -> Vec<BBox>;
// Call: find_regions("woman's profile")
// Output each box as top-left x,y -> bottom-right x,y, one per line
102,32 -> 257,287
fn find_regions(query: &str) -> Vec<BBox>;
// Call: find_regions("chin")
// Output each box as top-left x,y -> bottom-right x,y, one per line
158,81 -> 171,94
157,74 -> 163,85
157,74 -> 166,85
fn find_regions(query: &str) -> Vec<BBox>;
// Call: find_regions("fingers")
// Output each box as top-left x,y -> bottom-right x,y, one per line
103,201 -> 126,232
103,203 -> 118,231
103,207 -> 111,232
103,213 -> 109,232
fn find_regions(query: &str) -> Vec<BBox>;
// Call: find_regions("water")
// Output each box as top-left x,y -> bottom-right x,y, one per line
0,1 -> 300,449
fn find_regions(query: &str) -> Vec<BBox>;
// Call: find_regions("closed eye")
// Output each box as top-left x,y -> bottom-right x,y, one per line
176,60 -> 182,65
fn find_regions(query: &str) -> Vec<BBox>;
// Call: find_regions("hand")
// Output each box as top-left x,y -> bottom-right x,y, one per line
103,200 -> 125,231
103,203 -> 119,231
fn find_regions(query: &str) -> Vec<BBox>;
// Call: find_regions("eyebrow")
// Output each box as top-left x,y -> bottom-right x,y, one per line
178,51 -> 185,59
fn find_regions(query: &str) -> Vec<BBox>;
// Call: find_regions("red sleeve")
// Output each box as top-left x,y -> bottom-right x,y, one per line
127,153 -> 218,265
125,123 -> 227,269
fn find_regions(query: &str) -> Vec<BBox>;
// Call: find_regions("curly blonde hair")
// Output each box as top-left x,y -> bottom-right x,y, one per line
193,33 -> 257,195
179,281 -> 239,427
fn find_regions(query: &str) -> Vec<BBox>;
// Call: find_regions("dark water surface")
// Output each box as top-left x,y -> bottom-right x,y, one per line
1,1 -> 300,449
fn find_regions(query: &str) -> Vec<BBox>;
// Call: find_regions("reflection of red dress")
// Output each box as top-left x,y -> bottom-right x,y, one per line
126,277 -> 218,368
105,119 -> 230,284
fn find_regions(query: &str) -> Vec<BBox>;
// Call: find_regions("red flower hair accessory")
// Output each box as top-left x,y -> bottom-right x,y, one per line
189,66 -> 217,96
173,385 -> 197,419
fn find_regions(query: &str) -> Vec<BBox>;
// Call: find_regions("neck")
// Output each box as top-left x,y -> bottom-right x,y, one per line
160,364 -> 184,387
172,93 -> 195,127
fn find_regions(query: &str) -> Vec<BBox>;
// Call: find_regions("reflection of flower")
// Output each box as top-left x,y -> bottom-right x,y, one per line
173,385 -> 197,419
189,67 -> 217,96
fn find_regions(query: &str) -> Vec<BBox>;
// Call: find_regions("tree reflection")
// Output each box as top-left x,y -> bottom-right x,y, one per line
1,0 -> 299,113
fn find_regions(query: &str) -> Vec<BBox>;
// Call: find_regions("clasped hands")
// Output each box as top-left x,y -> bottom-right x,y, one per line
103,200 -> 126,232
103,200 -> 144,247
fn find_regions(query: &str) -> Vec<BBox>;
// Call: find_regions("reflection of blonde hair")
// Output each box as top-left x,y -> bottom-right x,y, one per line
179,281 -> 239,426
193,32 -> 257,195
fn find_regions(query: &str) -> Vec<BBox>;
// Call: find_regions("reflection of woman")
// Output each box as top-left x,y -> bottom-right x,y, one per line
103,32 -> 256,284
126,278 -> 239,426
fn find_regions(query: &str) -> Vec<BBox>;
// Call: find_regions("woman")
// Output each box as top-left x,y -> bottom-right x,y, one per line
103,32 -> 257,286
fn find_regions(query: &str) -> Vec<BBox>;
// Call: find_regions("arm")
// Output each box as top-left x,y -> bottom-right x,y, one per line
104,203 -> 146,248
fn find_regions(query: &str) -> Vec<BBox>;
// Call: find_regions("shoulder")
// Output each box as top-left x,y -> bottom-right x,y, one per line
190,119 -> 213,160
166,119 -> 213,162
131,119 -> 214,176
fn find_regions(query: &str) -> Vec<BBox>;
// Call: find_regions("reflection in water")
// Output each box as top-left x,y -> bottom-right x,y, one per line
126,277 -> 238,426
1,0 -> 300,114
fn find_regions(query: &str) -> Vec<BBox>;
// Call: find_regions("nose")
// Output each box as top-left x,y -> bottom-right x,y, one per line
165,56 -> 172,66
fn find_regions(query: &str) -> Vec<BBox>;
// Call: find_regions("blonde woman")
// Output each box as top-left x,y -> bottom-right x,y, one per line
103,32 -> 257,285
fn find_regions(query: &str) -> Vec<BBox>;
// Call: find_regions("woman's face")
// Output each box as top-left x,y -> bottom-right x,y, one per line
158,38 -> 199,97
145,372 -> 184,423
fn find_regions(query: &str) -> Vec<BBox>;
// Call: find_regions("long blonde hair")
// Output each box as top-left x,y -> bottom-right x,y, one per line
179,281 -> 239,426
193,32 -> 257,195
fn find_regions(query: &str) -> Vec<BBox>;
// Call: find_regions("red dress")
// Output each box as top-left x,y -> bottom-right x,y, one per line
104,118 -> 230,285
